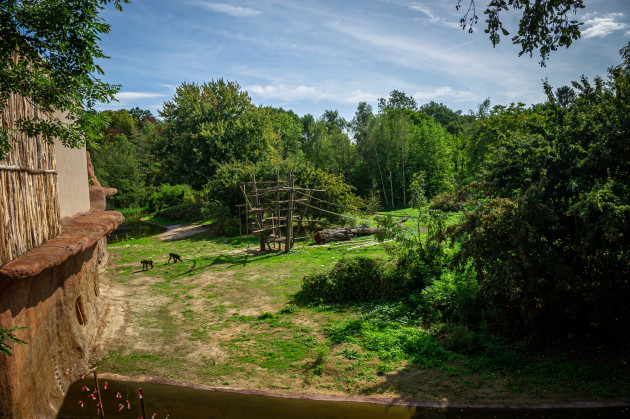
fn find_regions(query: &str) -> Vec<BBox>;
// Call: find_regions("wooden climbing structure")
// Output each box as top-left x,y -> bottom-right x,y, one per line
240,173 -> 324,253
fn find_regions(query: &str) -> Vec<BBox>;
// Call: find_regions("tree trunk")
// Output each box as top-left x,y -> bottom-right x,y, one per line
314,223 -> 379,244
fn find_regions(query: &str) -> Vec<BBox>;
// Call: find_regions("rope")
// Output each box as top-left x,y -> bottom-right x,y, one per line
298,202 -> 373,223
294,189 -> 418,219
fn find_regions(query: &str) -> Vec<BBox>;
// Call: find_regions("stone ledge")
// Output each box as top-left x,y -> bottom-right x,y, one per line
0,211 -> 124,282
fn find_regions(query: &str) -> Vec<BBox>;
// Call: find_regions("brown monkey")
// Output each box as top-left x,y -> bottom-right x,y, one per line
141,259 -> 153,270
168,253 -> 182,263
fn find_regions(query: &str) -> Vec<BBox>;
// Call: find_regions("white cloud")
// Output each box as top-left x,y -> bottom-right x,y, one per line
343,89 -> 380,104
406,2 -> 438,21
582,13 -> 628,38
192,1 -> 262,17
247,84 -> 328,102
115,92 -> 167,101
405,2 -> 461,29
413,86 -> 478,102
247,84 -> 379,105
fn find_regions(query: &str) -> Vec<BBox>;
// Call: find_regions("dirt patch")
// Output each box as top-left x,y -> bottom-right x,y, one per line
157,224 -> 210,241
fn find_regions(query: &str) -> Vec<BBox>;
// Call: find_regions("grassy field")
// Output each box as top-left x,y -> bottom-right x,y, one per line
93,214 -> 629,404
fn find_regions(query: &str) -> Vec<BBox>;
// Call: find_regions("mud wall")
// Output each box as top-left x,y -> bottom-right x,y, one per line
0,239 -> 109,418
53,135 -> 90,219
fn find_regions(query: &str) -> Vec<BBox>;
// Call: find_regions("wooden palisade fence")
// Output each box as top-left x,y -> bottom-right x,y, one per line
0,92 -> 61,266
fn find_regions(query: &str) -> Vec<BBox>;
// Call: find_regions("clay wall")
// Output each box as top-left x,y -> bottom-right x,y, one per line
53,136 -> 91,219
0,208 -> 123,418
0,239 -> 108,418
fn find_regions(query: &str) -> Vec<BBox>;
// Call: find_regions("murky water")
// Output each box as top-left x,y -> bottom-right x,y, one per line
56,380 -> 629,419
108,221 -> 166,243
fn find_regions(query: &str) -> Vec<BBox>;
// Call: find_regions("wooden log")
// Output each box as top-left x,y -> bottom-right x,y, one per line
313,223 -> 379,244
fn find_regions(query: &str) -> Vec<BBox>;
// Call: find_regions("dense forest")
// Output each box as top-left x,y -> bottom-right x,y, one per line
90,43 -> 630,347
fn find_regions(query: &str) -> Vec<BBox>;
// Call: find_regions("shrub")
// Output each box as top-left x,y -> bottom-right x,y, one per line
296,257 -> 385,304
420,266 -> 480,324
156,203 -> 202,221
202,200 -> 239,236
148,184 -> 197,212
429,192 -> 461,212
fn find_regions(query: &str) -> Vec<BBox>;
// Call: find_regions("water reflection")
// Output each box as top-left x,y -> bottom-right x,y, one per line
57,380 -> 629,419
108,221 -> 167,243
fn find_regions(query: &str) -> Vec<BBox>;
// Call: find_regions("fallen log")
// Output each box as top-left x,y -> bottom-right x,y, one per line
314,223 -> 378,244
313,217 -> 409,244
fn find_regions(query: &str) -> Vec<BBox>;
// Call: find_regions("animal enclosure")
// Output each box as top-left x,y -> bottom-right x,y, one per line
240,174 -> 323,252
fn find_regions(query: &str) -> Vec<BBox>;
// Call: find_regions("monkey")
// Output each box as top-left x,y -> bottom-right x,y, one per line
168,253 -> 182,263
141,259 -> 153,270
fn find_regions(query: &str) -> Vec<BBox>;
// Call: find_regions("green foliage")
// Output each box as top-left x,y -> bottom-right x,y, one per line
157,79 -> 273,189
352,97 -> 457,209
279,304 -> 299,315
202,200 -> 238,236
301,110 -> 356,182
296,257 -> 386,304
450,43 -> 630,341
203,158 -> 363,223
148,184 -> 197,212
156,203 -> 202,222
456,0 -> 584,65
89,133 -> 147,208
0,326 -> 26,373
0,0 -> 127,160
88,108 -> 161,209
420,267 -> 480,324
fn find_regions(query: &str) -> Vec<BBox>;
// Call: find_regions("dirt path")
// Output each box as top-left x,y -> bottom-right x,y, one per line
156,223 -> 210,241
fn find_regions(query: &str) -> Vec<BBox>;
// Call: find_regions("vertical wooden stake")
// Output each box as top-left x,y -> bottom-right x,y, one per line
238,205 -> 242,245
93,371 -> 105,419
252,174 -> 265,251
275,172 -> 281,252
138,387 -> 146,419
285,173 -> 294,253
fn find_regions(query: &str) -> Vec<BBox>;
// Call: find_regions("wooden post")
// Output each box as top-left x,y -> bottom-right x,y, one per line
238,205 -> 242,245
275,172 -> 281,251
293,180 -> 317,248
252,175 -> 265,251
93,371 -> 105,419
138,387 -> 146,419
285,173 -> 294,253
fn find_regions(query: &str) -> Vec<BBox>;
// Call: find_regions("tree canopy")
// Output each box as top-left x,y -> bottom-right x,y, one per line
0,0 -> 128,160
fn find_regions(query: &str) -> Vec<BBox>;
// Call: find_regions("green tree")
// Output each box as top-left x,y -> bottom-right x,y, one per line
302,110 -> 355,181
554,85 -> 577,108
89,132 -> 145,208
0,0 -> 128,160
451,43 -> 630,341
157,80 -> 272,189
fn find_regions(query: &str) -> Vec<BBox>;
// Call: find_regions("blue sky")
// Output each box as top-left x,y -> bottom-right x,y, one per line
96,0 -> 630,121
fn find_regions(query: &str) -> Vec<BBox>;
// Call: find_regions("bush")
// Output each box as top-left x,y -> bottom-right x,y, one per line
156,203 -> 202,221
429,192 -> 462,212
148,184 -> 197,212
420,266 -> 480,324
296,257 -> 386,304
202,199 -> 239,236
